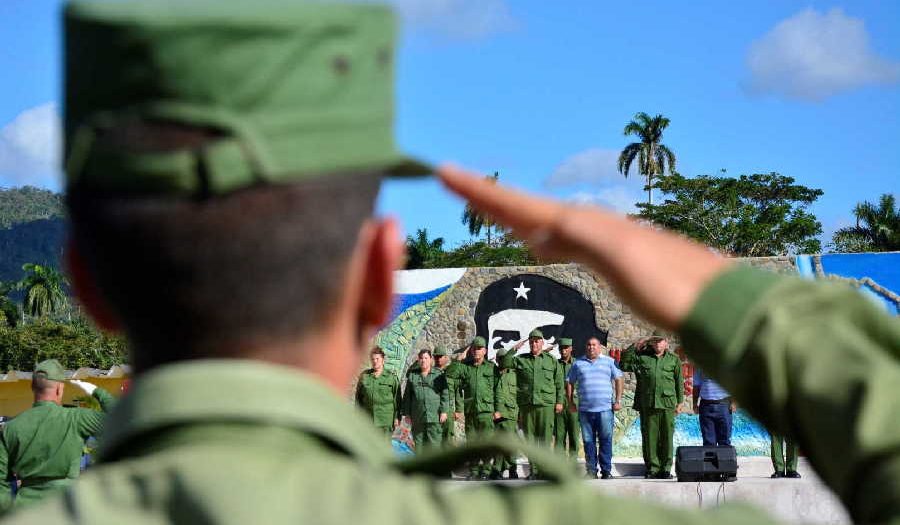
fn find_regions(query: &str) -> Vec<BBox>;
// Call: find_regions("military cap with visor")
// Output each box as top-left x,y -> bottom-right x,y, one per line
432,347 -> 448,358
35,359 -> 67,382
529,329 -> 544,339
64,0 -> 431,197
471,336 -> 487,348
558,338 -> 573,347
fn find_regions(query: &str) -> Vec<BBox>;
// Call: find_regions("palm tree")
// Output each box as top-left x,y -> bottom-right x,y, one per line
462,171 -> 501,245
18,263 -> 69,319
405,229 -> 445,269
0,281 -> 18,328
617,112 -> 677,205
831,194 -> 900,253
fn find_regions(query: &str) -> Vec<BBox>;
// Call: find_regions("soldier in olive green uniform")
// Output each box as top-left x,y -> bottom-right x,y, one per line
770,433 -> 801,478
402,349 -> 449,452
620,336 -> 684,479
445,336 -> 497,479
434,346 -> 462,445
493,350 -> 520,479
19,2 -> 900,524
355,347 -> 400,436
498,329 -> 564,479
554,338 -> 580,459
0,360 -> 116,513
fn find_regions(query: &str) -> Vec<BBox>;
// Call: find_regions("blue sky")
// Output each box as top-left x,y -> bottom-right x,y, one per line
1,1 -> 898,249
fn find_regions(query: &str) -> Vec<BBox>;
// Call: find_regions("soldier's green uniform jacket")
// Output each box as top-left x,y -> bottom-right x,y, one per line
9,267 -> 900,524
0,386 -> 116,513
558,356 -> 578,410
506,352 -> 565,407
402,369 -> 449,424
441,360 -> 463,414
619,345 -> 683,410
445,360 -> 497,416
354,369 -> 400,429
495,354 -> 519,421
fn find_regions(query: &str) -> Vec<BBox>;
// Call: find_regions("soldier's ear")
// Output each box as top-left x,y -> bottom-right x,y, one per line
355,216 -> 403,331
66,237 -> 122,333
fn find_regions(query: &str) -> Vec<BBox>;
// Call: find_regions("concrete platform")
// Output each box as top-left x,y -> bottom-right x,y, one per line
450,458 -> 850,524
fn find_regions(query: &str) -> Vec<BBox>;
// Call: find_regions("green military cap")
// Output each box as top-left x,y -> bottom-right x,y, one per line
471,336 -> 486,348
432,346 -> 448,357
558,338 -> 573,347
64,0 -> 430,197
34,359 -> 66,382
529,329 -> 544,339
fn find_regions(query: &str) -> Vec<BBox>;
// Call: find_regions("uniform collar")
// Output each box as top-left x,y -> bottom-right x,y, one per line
98,359 -> 391,466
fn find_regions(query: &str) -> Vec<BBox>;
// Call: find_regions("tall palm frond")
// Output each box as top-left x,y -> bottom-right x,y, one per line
617,112 -> 677,205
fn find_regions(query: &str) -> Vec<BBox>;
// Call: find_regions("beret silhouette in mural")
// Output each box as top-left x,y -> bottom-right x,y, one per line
473,274 -> 607,361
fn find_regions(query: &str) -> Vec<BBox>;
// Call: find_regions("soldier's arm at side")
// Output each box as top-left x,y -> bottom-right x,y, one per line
554,360 -> 565,405
0,432 -> 11,514
354,374 -> 365,407
674,358 -> 684,408
392,375 -> 402,424
681,266 -> 900,524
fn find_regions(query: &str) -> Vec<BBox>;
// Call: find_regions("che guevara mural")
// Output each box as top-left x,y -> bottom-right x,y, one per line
474,274 -> 607,360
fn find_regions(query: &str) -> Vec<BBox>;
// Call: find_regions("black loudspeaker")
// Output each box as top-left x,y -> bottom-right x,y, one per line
675,446 -> 738,482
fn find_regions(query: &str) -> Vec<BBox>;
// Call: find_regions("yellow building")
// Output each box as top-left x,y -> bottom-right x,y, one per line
0,365 -> 129,417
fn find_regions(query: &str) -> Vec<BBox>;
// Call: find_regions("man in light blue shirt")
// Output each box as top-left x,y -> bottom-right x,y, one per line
566,337 -> 624,479
692,369 -> 735,447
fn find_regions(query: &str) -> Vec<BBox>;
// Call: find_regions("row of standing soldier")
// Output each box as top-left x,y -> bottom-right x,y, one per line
355,329 -> 688,480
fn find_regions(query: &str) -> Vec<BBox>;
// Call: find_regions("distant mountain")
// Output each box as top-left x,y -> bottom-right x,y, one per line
0,186 -> 64,229
0,187 -> 65,284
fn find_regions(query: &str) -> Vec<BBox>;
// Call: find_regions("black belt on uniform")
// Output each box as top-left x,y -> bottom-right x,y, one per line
699,397 -> 732,405
19,476 -> 69,488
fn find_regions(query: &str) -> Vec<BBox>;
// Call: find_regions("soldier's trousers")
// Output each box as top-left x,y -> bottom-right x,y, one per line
412,422 -> 443,452
554,410 -> 581,458
771,433 -> 799,472
640,408 -> 675,475
493,417 -> 519,475
521,404 -> 555,476
465,412 -> 495,475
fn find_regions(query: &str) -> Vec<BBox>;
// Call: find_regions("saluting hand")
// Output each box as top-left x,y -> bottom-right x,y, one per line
69,380 -> 98,396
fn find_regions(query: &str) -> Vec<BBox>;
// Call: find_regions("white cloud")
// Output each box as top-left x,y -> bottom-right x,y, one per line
545,148 -> 621,188
0,103 -> 62,189
568,186 -> 642,215
745,8 -> 900,101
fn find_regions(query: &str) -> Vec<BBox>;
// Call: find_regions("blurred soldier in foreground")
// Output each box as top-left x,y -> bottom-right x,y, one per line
355,347 -> 400,436
620,336 -> 684,479
13,1 -> 899,523
0,359 -> 115,512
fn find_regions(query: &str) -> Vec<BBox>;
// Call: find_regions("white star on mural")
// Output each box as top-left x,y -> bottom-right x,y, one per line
513,282 -> 530,300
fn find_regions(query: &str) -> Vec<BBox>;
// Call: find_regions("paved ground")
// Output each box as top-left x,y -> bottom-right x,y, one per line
447,457 -> 850,524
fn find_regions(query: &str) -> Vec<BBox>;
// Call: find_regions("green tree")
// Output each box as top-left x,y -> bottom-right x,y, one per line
405,229 -> 446,269
0,317 -> 128,371
439,235 -> 539,268
617,112 -> 677,206
637,172 -> 823,256
0,281 -> 18,328
830,194 -> 900,253
18,263 -> 69,319
461,171 -> 502,245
